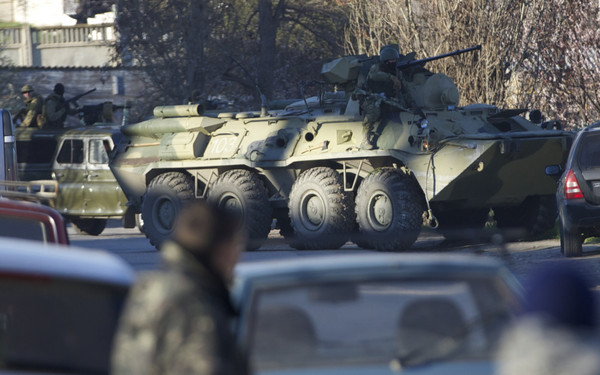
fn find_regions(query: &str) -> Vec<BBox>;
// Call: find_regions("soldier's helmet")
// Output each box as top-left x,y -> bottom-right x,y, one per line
21,84 -> 34,93
380,47 -> 400,63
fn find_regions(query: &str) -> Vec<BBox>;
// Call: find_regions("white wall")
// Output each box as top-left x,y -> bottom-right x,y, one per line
12,0 -> 77,26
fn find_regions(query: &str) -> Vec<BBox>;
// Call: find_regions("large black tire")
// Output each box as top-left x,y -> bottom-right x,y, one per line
494,195 -> 557,239
355,169 -> 424,251
560,220 -> 583,257
142,172 -> 194,249
71,218 -> 107,236
207,169 -> 272,251
288,167 -> 355,250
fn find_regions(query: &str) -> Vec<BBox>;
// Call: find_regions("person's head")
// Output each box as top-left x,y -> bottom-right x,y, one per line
172,199 -> 244,281
190,89 -> 202,103
380,47 -> 400,73
21,85 -> 34,99
53,83 -> 65,96
529,109 -> 543,124
524,264 -> 596,330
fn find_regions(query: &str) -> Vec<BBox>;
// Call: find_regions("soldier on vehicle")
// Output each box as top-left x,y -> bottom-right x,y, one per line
357,46 -> 406,149
111,199 -> 250,375
18,85 -> 44,128
43,83 -> 78,129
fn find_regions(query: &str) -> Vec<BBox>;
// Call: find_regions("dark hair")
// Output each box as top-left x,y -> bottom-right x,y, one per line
524,264 -> 596,329
172,199 -> 242,256
54,83 -> 65,95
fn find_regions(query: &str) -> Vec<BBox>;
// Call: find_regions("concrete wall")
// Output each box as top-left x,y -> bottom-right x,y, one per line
11,0 -> 77,27
1,24 -> 115,67
0,0 -> 15,23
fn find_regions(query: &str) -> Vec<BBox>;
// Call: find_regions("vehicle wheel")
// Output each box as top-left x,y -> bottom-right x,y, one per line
135,213 -> 144,234
288,167 -> 355,250
494,195 -> 557,238
207,169 -> 272,251
71,218 -> 107,236
560,222 -> 583,257
355,169 -> 424,251
142,172 -> 194,248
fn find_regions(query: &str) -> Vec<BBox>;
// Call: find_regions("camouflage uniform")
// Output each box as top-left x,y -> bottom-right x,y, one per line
111,240 -> 249,375
43,91 -> 69,129
358,48 -> 405,149
20,91 -> 43,128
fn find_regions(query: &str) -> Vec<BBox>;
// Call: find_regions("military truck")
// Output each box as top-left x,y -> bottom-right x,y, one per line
16,124 -> 130,235
110,46 -> 573,251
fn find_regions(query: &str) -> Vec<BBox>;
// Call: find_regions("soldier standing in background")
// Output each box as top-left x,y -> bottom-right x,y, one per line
44,83 -> 77,129
18,85 -> 43,128
111,200 -> 250,375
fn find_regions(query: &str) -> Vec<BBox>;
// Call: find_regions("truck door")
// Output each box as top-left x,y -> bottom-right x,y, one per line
86,137 -> 125,216
53,138 -> 86,215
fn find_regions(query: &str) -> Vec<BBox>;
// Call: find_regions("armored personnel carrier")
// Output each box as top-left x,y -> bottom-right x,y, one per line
110,46 -> 573,251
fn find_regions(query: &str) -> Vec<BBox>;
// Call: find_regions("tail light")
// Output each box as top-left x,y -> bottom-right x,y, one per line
564,169 -> 584,200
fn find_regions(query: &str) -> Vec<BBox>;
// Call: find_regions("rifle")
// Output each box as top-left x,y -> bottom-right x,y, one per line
397,45 -> 481,70
66,88 -> 97,105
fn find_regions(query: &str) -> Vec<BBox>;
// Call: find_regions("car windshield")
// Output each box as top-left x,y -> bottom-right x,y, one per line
577,133 -> 600,171
246,276 -> 515,371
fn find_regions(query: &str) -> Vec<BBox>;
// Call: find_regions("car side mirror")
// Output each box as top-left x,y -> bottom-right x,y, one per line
545,165 -> 562,176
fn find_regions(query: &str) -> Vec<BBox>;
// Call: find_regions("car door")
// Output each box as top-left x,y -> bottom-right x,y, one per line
86,136 -> 126,216
53,137 -> 86,215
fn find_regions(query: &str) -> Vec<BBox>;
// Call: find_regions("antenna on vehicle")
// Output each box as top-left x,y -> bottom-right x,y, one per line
227,55 -> 269,116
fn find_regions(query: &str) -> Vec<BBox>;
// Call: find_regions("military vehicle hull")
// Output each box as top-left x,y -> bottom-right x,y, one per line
110,103 -> 572,250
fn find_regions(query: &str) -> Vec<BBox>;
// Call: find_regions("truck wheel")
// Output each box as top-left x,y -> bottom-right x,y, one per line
71,218 -> 107,236
135,213 -> 144,234
355,169 -> 424,251
207,169 -> 272,251
560,221 -> 583,257
288,167 -> 355,250
142,172 -> 194,248
494,195 -> 557,238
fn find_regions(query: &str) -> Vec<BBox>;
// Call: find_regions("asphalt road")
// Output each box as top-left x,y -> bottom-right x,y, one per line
69,220 -> 600,293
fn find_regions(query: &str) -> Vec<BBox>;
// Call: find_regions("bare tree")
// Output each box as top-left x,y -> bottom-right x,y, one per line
518,0 -> 600,127
222,0 -> 347,103
114,0 -> 212,105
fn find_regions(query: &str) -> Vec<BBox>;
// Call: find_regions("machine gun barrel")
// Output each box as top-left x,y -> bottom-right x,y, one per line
66,88 -> 97,104
397,45 -> 481,70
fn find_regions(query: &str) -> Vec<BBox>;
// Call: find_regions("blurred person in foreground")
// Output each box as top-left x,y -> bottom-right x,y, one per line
496,264 -> 600,375
111,200 -> 249,375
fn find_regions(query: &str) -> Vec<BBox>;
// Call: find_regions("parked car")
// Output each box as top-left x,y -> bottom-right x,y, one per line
0,197 -> 69,244
15,125 -> 131,236
0,238 -> 135,374
232,254 -> 523,375
556,122 -> 600,257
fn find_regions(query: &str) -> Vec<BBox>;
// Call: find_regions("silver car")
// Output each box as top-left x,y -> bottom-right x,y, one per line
233,254 -> 523,375
0,238 -> 135,374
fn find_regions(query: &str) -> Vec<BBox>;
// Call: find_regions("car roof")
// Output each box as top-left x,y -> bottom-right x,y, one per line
0,237 -> 134,286
233,253 -> 516,299
16,125 -> 121,139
